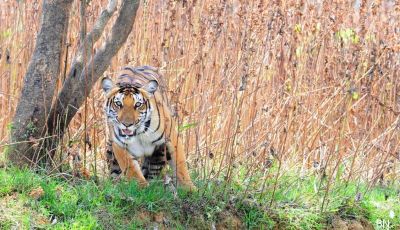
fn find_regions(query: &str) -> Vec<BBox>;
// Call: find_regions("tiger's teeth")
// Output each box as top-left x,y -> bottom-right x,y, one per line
119,128 -> 136,137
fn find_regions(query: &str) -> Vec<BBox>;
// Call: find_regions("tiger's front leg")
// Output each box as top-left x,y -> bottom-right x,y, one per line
111,142 -> 148,187
167,132 -> 197,192
106,141 -> 122,179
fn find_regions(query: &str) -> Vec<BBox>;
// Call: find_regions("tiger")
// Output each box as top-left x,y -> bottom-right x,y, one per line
101,65 -> 196,191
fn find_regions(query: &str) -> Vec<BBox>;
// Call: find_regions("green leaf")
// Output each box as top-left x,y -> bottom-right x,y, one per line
178,122 -> 197,132
352,91 -> 359,100
1,29 -> 12,39
294,24 -> 302,34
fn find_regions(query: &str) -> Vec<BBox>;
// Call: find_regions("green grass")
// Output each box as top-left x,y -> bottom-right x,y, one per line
0,166 -> 398,229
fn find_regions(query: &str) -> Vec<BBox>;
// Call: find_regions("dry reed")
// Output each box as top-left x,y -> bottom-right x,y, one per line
0,0 -> 399,209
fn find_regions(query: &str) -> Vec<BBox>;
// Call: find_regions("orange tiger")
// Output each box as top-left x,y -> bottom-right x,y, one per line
101,66 -> 196,191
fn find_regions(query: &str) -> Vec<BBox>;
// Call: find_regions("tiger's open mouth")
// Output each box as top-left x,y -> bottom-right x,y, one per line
119,128 -> 136,137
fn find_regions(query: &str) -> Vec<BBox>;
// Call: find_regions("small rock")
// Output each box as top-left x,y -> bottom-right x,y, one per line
211,223 -> 216,230
50,215 -> 57,225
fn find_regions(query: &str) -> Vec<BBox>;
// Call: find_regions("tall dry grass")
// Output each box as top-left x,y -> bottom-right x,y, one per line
1,0 -> 399,206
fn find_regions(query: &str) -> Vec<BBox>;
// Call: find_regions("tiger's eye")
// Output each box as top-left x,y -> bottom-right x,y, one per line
135,102 -> 143,108
115,101 -> 122,107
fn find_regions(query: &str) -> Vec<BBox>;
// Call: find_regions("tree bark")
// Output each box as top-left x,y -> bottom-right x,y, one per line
9,0 -> 73,167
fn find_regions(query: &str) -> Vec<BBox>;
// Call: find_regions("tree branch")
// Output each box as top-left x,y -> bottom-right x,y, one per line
76,0 -> 118,65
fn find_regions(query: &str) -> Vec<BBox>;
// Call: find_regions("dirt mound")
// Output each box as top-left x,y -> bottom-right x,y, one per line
215,211 -> 243,230
329,216 -> 374,230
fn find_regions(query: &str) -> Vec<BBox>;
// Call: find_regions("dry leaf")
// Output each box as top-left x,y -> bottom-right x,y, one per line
29,187 -> 44,200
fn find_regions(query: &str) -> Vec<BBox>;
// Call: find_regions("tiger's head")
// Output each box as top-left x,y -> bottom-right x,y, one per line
101,68 -> 159,139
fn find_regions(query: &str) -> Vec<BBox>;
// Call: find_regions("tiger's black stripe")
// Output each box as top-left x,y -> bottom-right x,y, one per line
141,144 -> 168,179
153,99 -> 161,132
105,140 -> 122,178
151,131 -> 164,144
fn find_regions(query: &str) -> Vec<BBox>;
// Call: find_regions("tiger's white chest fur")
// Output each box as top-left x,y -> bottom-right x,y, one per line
127,137 -> 155,158
113,134 -> 158,158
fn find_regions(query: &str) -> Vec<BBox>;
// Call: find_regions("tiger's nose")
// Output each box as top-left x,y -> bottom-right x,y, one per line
122,122 -> 134,127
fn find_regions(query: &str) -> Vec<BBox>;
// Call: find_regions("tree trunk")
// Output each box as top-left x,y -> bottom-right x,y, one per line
9,0 -> 73,167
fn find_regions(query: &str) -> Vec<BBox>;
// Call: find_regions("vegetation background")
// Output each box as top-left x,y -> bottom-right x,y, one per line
0,0 -> 399,229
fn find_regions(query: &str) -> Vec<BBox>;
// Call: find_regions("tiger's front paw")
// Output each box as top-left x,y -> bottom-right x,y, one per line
182,183 -> 197,193
138,180 -> 149,188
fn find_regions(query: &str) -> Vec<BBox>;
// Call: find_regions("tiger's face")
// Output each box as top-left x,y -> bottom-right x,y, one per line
102,77 -> 158,139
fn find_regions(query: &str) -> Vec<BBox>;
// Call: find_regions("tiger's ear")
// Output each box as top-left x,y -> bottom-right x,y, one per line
143,80 -> 158,95
101,77 -> 114,93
